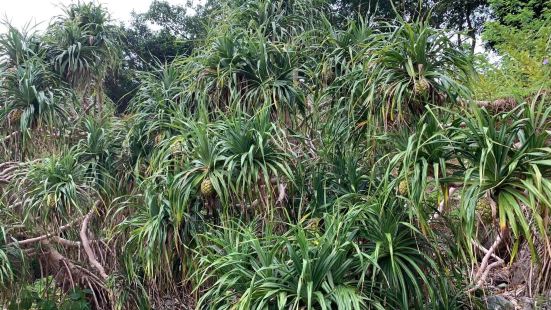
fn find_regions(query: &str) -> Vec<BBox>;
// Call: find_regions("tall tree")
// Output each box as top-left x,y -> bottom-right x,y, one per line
432,0 -> 490,52
105,1 -> 207,112
123,0 -> 205,70
483,0 -> 551,47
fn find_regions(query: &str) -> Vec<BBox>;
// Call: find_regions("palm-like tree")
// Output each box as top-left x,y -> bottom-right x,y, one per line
16,149 -> 96,226
195,216 -> 373,309
453,101 -> 551,255
0,21 -> 42,69
187,31 -> 305,120
219,109 -> 293,204
371,19 -> 473,124
229,0 -> 325,42
46,2 -> 120,114
0,58 -> 69,156
195,196 -> 447,309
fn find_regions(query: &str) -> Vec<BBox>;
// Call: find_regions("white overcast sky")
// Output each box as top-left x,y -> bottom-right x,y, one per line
0,0 -> 185,31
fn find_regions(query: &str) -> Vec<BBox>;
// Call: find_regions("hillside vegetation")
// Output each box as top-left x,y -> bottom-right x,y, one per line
0,0 -> 550,309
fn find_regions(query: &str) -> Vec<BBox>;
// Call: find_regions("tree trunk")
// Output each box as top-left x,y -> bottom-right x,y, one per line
465,8 -> 476,53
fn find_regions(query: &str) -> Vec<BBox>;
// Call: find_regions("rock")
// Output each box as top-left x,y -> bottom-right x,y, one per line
485,295 -> 515,310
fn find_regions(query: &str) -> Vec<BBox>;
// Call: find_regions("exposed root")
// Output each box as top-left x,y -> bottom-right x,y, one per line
474,260 -> 504,289
474,233 -> 503,281
469,231 -> 506,291
40,240 -> 101,289
472,239 -> 505,264
38,233 -> 111,308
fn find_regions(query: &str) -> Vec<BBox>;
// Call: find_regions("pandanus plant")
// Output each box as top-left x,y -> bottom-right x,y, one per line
15,149 -> 96,227
386,96 -> 551,289
194,215 -> 373,309
455,98 -> 551,260
0,22 -> 42,69
46,2 -> 120,114
0,58 -> 69,156
195,195 -> 449,309
219,109 -> 293,209
371,19 -> 474,123
187,29 -> 305,122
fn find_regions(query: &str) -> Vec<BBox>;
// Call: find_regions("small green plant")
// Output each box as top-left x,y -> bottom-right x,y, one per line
7,278 -> 90,310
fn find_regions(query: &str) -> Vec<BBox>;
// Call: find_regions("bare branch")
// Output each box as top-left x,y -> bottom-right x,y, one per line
276,183 -> 287,205
80,208 -> 108,280
8,217 -> 84,246
53,236 -> 81,247
0,131 -> 18,143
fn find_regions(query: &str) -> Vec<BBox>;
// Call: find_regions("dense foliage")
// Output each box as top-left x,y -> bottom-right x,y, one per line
0,0 -> 550,309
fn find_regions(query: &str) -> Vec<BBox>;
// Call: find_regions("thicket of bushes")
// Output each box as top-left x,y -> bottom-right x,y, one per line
0,0 -> 550,309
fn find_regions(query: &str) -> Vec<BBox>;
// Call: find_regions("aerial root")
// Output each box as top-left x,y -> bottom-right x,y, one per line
468,233 -> 505,292
80,206 -> 109,280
